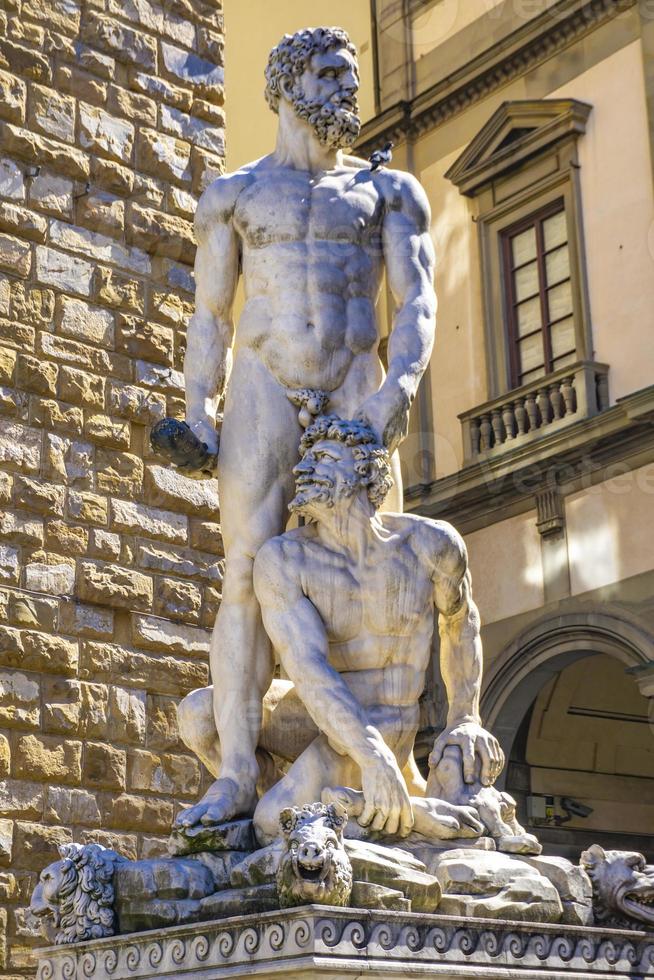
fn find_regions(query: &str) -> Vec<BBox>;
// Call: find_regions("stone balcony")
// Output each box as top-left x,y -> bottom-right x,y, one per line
459,361 -> 610,464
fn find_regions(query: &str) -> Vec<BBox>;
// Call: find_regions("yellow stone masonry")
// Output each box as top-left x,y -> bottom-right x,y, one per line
0,0 -> 225,972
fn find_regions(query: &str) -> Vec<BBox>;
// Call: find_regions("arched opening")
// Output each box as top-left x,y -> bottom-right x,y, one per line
481,610 -> 654,860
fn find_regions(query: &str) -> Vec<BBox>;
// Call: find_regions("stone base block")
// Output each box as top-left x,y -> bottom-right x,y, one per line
37,907 -> 654,980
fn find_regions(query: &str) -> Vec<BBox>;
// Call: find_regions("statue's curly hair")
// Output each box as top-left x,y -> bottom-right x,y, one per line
299,414 -> 393,510
265,27 -> 357,113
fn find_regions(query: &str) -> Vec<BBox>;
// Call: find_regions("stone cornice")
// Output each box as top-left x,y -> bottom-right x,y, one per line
36,906 -> 654,980
405,384 -> 654,532
445,98 -> 592,196
357,0 -> 637,155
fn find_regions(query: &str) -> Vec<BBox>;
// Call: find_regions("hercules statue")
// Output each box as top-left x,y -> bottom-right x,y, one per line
178,26 -> 440,828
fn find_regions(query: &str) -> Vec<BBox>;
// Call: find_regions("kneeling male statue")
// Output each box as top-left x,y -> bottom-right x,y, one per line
179,415 -> 530,849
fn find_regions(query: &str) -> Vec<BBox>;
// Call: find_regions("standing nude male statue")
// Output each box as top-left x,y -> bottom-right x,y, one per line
179,415 -> 506,845
179,27 -> 437,827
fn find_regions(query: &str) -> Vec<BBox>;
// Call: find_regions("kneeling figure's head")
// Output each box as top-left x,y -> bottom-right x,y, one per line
290,415 -> 393,518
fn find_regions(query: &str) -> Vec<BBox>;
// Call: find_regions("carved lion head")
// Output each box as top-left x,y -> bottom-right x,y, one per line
30,843 -> 120,945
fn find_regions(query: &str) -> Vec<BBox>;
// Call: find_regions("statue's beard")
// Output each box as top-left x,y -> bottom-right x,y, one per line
289,476 -> 360,516
292,91 -> 361,148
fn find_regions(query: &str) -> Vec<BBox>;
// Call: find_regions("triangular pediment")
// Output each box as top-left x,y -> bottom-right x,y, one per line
445,99 -> 592,196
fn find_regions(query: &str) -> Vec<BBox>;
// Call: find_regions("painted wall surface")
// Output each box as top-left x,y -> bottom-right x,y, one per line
410,0 -> 507,62
223,0 -> 375,170
419,148 -> 486,477
465,510 -> 544,627
550,40 -> 654,401
410,31 -> 652,476
566,462 -> 654,596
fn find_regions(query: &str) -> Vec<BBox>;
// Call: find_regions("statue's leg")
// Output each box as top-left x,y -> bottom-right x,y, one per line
178,682 -> 319,778
253,704 -> 417,845
253,734 -> 361,845
176,353 -> 301,828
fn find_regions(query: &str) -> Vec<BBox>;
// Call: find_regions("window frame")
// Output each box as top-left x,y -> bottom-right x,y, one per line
501,197 -> 575,389
445,99 -> 593,401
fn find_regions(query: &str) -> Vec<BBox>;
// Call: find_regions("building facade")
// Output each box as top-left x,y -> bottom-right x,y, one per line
356,0 -> 654,860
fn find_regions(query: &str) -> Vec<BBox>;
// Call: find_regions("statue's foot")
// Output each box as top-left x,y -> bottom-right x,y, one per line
322,786 -> 364,818
175,777 -> 258,829
497,833 -> 542,855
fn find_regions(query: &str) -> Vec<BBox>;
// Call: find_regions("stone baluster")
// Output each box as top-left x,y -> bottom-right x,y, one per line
502,403 -> 516,440
479,414 -> 492,451
524,392 -> 539,430
514,398 -> 528,435
560,375 -> 576,415
536,388 -> 551,427
549,382 -> 564,419
470,418 -> 481,456
490,409 -> 504,447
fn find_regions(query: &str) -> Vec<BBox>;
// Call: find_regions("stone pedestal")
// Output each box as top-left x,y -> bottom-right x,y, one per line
36,907 -> 654,980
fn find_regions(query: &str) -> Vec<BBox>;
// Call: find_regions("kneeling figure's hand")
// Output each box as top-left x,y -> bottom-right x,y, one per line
358,740 -> 413,837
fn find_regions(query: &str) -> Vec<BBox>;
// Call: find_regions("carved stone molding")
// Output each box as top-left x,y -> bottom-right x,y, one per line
36,907 -> 654,980
536,487 -> 565,537
357,0 -> 637,154
406,384 -> 654,536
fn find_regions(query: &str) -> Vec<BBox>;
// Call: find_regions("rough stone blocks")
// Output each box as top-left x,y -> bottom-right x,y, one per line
0,0 -> 225,971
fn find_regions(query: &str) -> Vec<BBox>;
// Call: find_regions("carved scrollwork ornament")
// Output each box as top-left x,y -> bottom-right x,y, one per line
267,922 -> 286,951
146,941 -> 163,968
80,952 -> 97,978
242,926 -> 262,955
192,935 -> 211,962
217,929 -> 236,958
60,957 -> 76,980
291,919 -> 312,948
170,938 -> 187,965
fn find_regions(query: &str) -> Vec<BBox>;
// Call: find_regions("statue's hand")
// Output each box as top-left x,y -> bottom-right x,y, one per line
429,721 -> 505,787
358,740 -> 414,837
422,799 -> 485,838
355,386 -> 410,453
150,418 -> 219,480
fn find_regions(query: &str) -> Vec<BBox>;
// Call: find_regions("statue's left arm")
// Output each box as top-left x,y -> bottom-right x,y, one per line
429,526 -> 505,786
357,172 -> 436,453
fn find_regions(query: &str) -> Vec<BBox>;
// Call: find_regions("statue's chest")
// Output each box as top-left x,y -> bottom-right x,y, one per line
234,175 -> 382,249
307,553 -> 431,641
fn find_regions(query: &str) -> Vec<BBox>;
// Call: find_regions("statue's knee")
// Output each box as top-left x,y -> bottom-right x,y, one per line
221,552 -> 256,602
253,792 -> 283,846
178,687 -> 214,751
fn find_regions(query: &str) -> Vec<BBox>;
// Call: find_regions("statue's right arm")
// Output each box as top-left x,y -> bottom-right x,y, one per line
184,177 -> 241,453
253,539 -> 374,760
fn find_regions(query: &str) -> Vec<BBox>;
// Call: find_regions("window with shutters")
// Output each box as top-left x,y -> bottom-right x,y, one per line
502,201 -> 576,388
446,99 -> 610,460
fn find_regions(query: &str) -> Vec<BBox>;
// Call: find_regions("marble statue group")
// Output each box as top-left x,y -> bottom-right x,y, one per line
177,23 -> 508,845
30,26 -> 654,951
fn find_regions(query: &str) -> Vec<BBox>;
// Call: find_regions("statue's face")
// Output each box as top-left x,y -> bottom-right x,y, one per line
290,438 -> 362,515
290,45 -> 361,148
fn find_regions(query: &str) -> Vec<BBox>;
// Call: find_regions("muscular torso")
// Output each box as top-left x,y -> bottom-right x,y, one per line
293,516 -> 440,709
232,159 -> 386,390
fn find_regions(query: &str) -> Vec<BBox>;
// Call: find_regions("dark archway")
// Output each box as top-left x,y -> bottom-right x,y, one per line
481,607 -> 654,788
480,607 -> 654,858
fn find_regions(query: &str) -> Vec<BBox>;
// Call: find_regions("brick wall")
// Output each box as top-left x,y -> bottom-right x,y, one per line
0,0 -> 225,972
